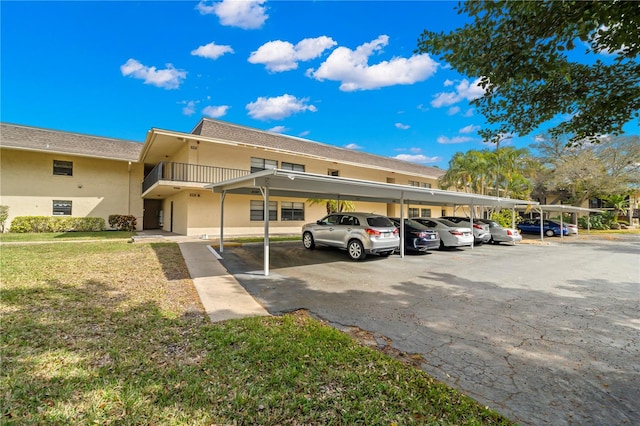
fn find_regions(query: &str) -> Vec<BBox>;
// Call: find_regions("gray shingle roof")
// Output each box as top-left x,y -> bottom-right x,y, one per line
191,118 -> 445,179
0,123 -> 142,161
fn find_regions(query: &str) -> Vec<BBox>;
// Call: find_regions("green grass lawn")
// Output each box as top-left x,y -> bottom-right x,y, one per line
1,239 -> 513,425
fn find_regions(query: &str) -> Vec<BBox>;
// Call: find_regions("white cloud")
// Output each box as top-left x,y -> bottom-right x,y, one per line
409,147 -> 422,153
459,124 -> 480,134
344,143 -> 362,150
120,58 -> 186,89
298,130 -> 310,137
191,42 -> 234,60
443,79 -> 454,87
181,100 -> 197,116
196,0 -> 267,29
246,94 -> 317,120
249,36 -> 336,72
268,125 -> 287,133
202,105 -> 229,118
395,122 -> 410,130
308,35 -> 438,91
447,106 -> 461,115
462,108 -> 474,117
431,78 -> 484,108
437,136 -> 473,144
393,154 -> 441,164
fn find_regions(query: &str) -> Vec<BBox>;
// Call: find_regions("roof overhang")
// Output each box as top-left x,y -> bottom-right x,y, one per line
207,169 -> 539,209
516,204 -> 605,214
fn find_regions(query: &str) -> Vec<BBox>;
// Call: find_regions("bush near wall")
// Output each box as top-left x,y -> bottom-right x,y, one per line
9,216 -> 106,233
108,215 -> 137,231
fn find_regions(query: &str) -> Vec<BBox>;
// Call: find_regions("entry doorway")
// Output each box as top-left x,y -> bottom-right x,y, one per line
143,199 -> 163,230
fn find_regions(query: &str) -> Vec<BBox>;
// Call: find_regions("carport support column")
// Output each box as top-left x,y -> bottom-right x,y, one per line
219,191 -> 226,253
260,185 -> 270,276
400,194 -> 405,258
470,203 -> 475,249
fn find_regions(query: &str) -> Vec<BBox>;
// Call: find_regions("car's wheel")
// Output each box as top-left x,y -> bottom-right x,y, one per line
545,229 -> 555,237
347,239 -> 366,261
302,232 -> 315,249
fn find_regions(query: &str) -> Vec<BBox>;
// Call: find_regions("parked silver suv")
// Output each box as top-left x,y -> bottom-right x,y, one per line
302,212 -> 399,260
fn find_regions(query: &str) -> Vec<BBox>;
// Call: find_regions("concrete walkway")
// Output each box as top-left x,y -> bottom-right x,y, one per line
134,232 -> 269,322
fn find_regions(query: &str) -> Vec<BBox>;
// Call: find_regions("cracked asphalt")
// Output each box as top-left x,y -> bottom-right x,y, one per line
218,235 -> 640,425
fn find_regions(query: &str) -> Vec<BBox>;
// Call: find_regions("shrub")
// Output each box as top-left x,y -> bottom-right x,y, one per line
9,216 -> 106,233
108,215 -> 137,231
490,209 -> 521,228
578,212 -> 616,230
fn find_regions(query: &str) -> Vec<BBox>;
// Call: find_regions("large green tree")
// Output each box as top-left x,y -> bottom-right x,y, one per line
417,1 -> 640,145
531,134 -> 640,205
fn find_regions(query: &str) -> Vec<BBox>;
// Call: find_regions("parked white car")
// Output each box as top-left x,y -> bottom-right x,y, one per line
412,217 -> 474,249
441,216 -> 492,244
565,223 -> 579,235
476,219 -> 522,245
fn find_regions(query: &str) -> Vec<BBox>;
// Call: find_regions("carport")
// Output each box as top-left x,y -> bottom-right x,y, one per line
207,169 -> 538,275
517,204 -> 605,240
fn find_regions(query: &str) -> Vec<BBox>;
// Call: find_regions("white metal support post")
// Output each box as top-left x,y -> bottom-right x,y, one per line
400,194 -> 405,258
470,203 -> 475,249
219,191 -> 226,253
259,184 -> 270,276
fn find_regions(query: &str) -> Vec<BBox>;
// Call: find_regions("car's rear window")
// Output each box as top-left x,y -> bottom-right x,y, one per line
405,219 -> 429,230
366,216 -> 394,227
436,218 -> 458,227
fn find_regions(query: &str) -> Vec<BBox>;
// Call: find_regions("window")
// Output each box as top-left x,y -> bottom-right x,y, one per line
441,209 -> 447,217
53,200 -> 72,216
408,208 -> 419,218
281,202 -> 304,221
421,208 -> 432,217
251,157 -> 277,173
408,180 -> 431,188
328,169 -> 339,177
250,200 -> 277,221
53,160 -> 73,176
281,162 -> 305,172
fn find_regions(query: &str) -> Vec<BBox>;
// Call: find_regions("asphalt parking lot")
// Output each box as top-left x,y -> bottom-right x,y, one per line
218,235 -> 640,425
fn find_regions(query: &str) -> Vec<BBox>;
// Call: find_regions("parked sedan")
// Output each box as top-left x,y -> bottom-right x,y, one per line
389,217 -> 440,253
412,217 -> 474,249
302,212 -> 399,260
440,216 -> 492,244
565,223 -> 579,235
476,219 -> 522,245
517,219 -> 568,237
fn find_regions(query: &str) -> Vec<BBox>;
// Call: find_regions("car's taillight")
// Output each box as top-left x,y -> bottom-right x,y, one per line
393,228 -> 399,235
507,229 -> 513,236
449,230 -> 463,236
414,231 -> 428,238
473,224 -> 482,229
365,228 -> 381,236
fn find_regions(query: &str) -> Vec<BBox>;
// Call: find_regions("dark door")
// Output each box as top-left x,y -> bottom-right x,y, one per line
143,199 -> 162,230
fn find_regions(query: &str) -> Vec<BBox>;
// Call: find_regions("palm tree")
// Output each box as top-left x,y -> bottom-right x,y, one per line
307,198 -> 356,215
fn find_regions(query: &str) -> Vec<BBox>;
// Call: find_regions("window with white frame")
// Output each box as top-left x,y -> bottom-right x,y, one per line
281,162 -> 305,172
408,208 -> 419,218
250,200 -> 277,221
408,180 -> 431,188
250,157 -> 277,173
53,200 -> 72,216
421,208 -> 432,217
53,160 -> 73,176
281,202 -> 304,221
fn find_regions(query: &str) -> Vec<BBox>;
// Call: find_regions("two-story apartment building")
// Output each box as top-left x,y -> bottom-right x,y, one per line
1,118 -> 448,236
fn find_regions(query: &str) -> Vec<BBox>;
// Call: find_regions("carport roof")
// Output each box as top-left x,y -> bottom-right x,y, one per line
206,168 -> 539,208
517,204 -> 605,214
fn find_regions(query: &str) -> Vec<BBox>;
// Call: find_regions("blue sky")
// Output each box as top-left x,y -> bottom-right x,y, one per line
2,1 -> 638,169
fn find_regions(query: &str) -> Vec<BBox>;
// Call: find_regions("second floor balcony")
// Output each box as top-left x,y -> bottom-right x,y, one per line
142,161 -> 250,198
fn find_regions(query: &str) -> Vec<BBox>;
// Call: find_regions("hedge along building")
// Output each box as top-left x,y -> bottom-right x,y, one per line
1,118 -> 447,235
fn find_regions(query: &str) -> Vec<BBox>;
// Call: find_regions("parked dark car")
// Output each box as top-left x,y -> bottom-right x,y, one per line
517,219 -> 568,237
389,217 -> 440,253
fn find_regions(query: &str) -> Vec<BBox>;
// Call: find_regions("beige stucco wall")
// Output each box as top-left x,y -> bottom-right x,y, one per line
146,138 -> 448,236
0,149 -> 144,230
